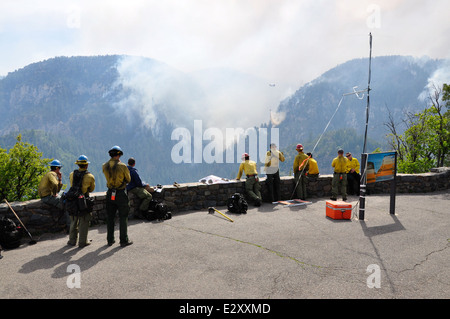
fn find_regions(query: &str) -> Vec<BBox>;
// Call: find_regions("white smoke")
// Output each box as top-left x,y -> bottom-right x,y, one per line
112,55 -> 289,135
270,109 -> 286,126
112,56 -> 203,132
419,59 -> 450,102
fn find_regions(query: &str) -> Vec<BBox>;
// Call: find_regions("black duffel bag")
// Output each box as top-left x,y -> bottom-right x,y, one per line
0,216 -> 22,249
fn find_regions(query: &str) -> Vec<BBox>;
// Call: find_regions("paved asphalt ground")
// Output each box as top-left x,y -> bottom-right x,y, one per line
1,190 -> 449,303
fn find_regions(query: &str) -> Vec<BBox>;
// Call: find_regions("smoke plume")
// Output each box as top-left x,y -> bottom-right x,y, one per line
112,55 -> 290,136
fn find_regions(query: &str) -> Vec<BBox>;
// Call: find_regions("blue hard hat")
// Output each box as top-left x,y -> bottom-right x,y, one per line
50,159 -> 62,167
75,155 -> 90,164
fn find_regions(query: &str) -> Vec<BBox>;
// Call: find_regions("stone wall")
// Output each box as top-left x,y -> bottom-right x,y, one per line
1,167 -> 449,235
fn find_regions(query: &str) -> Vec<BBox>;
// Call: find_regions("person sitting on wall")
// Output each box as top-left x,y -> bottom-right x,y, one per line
236,153 -> 262,207
306,152 -> 319,181
38,159 -> 64,209
126,157 -> 153,219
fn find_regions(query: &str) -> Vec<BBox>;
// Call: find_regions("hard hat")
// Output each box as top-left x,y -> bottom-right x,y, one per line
296,144 -> 303,150
50,159 -> 62,167
108,145 -> 123,157
75,155 -> 90,165
241,153 -> 249,159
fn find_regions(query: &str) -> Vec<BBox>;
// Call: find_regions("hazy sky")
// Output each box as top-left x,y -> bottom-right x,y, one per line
1,0 -> 449,89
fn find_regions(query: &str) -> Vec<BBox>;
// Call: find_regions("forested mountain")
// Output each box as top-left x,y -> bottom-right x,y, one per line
274,55 -> 446,174
277,56 -> 443,146
0,55 -> 446,191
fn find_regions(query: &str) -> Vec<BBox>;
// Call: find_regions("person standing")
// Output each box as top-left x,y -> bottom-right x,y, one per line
67,155 -> 95,248
293,144 -> 309,200
346,152 -> 360,196
102,146 -> 132,247
127,157 -> 153,218
264,143 -> 285,202
331,149 -> 348,201
236,153 -> 262,206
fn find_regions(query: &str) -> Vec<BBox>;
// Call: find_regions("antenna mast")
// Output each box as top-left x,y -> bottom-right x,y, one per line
363,32 -> 373,154
359,32 -> 373,221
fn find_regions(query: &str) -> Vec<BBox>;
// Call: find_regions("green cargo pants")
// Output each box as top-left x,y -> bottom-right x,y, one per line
128,186 -> 152,212
68,213 -> 92,247
106,189 -> 130,245
41,195 -> 68,227
331,173 -> 348,200
245,175 -> 262,202
294,171 -> 307,200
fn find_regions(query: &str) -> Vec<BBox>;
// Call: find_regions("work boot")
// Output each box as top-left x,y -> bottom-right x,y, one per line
79,242 -> 91,248
120,240 -> 133,247
79,239 -> 92,248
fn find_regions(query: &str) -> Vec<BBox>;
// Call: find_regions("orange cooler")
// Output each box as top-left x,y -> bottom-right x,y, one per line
326,201 -> 352,220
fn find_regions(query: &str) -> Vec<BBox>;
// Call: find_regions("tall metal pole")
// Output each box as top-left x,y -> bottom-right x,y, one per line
363,32 -> 372,155
359,32 -> 373,221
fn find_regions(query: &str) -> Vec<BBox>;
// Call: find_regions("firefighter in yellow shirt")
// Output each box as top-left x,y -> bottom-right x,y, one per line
38,159 -> 64,209
67,155 -> 96,248
346,152 -> 360,195
293,144 -> 309,200
236,153 -> 262,206
264,143 -> 285,202
306,153 -> 319,181
102,146 -> 132,247
331,149 -> 348,201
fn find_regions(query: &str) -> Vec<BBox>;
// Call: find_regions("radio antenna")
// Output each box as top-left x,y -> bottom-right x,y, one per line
359,32 -> 373,220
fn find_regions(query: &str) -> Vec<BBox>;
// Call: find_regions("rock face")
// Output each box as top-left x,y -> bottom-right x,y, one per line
1,168 -> 449,234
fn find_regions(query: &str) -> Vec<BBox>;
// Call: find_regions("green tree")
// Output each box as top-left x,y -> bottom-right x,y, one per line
0,134 -> 52,202
386,83 -> 450,173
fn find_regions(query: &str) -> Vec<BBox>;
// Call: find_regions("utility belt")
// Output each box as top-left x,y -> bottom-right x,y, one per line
333,172 -> 346,180
246,174 -> 259,182
107,188 -> 126,201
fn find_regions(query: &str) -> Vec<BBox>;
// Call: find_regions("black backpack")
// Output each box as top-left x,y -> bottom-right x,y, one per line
227,193 -> 248,214
64,170 -> 94,216
0,216 -> 23,249
145,200 -> 172,221
65,170 -> 86,200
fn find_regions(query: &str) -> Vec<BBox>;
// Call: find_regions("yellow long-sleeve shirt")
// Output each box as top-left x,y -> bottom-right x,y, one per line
236,160 -> 258,180
346,158 -> 360,174
293,151 -> 309,174
102,159 -> 131,190
264,150 -> 285,173
38,171 -> 62,198
331,156 -> 348,173
69,168 -> 96,195
308,158 -> 319,175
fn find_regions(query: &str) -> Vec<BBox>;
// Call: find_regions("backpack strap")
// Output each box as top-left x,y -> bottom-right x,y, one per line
72,170 -> 88,194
